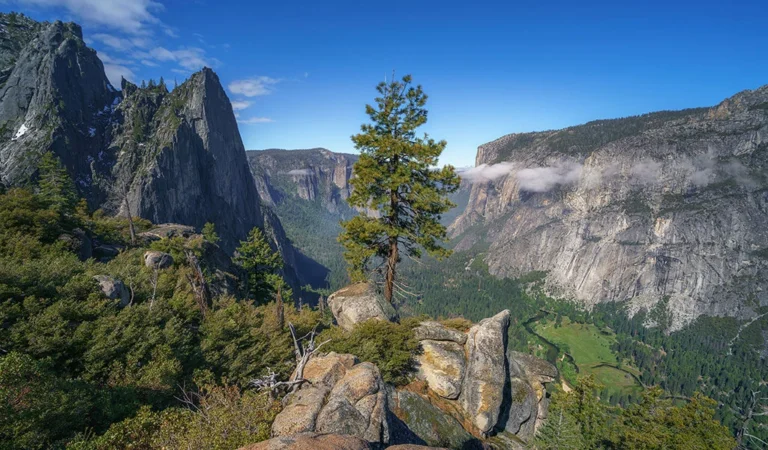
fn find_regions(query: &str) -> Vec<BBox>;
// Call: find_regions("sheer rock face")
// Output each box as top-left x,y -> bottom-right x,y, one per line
113,69 -> 274,255
246,148 -> 358,214
459,310 -> 511,436
272,353 -> 390,445
450,85 -> 768,330
327,283 -> 399,331
0,13 -> 117,200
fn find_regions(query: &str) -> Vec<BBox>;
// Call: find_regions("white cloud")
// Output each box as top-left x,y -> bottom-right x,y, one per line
459,162 -> 515,183
238,116 -> 274,124
228,76 -> 280,97
138,46 -> 216,71
140,59 -> 158,67
460,161 -> 582,192
92,33 -> 135,51
516,162 -> 582,192
97,51 -> 133,66
230,100 -> 251,111
103,63 -> 135,87
18,0 -> 164,34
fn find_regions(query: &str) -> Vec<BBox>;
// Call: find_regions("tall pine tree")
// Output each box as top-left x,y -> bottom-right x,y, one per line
37,152 -> 77,216
339,74 -> 459,303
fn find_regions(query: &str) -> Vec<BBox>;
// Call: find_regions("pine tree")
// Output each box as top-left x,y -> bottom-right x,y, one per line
535,397 -> 585,450
234,227 -> 289,303
339,74 -> 460,303
37,152 -> 77,216
202,222 -> 220,244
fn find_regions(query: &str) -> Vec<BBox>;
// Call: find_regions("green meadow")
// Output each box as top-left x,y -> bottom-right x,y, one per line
536,317 -> 643,398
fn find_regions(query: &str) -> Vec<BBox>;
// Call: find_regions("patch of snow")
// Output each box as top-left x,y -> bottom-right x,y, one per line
88,127 -> 96,137
12,124 -> 29,141
112,96 -> 121,106
98,150 -> 105,161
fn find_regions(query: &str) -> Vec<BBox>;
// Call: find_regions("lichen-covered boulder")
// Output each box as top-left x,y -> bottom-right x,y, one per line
415,340 -> 466,399
315,362 -> 389,442
389,389 -> 480,449
143,251 -> 173,269
459,310 -> 510,436
93,275 -> 129,307
327,283 -> 398,331
271,386 -> 329,437
238,433 -> 371,450
272,354 -> 390,445
413,321 -> 467,344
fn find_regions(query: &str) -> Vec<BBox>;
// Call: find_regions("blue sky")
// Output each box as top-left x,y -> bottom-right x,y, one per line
5,0 -> 768,167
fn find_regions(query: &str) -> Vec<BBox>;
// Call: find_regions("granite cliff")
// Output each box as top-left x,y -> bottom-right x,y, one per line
451,85 -> 768,330
247,148 -> 358,214
0,13 -> 301,278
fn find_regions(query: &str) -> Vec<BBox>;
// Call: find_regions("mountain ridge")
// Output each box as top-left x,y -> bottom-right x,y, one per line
451,83 -> 768,330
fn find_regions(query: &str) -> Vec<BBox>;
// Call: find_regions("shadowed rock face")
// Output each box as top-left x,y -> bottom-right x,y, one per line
113,69 -> 272,255
0,13 -> 117,200
451,85 -> 768,330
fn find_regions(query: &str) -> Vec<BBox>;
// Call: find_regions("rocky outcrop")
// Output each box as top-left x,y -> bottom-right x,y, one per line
273,312 -> 555,447
404,312 -> 556,444
459,311 -> 510,436
328,283 -> 399,330
388,388 -> 480,449
451,85 -> 768,330
272,353 -> 390,445
144,251 -> 173,269
93,275 -> 129,307
239,433 -> 371,450
415,340 -> 465,399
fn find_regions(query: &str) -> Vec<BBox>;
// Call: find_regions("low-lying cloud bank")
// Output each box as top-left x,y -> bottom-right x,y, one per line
459,154 -> 755,192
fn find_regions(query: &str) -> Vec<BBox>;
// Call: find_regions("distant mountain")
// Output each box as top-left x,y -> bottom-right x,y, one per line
450,85 -> 768,330
0,12 -> 310,286
247,147 -> 358,214
246,148 -> 359,290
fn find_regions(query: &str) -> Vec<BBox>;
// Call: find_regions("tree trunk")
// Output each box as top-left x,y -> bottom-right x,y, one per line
384,236 -> 398,303
123,195 -> 136,245
276,287 -> 285,330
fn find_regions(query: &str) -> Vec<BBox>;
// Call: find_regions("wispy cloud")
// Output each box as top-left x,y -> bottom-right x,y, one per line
228,76 -> 280,97
18,0 -> 164,35
132,46 -> 219,71
459,162 -> 515,183
238,116 -> 274,124
103,63 -> 135,86
230,100 -> 251,111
